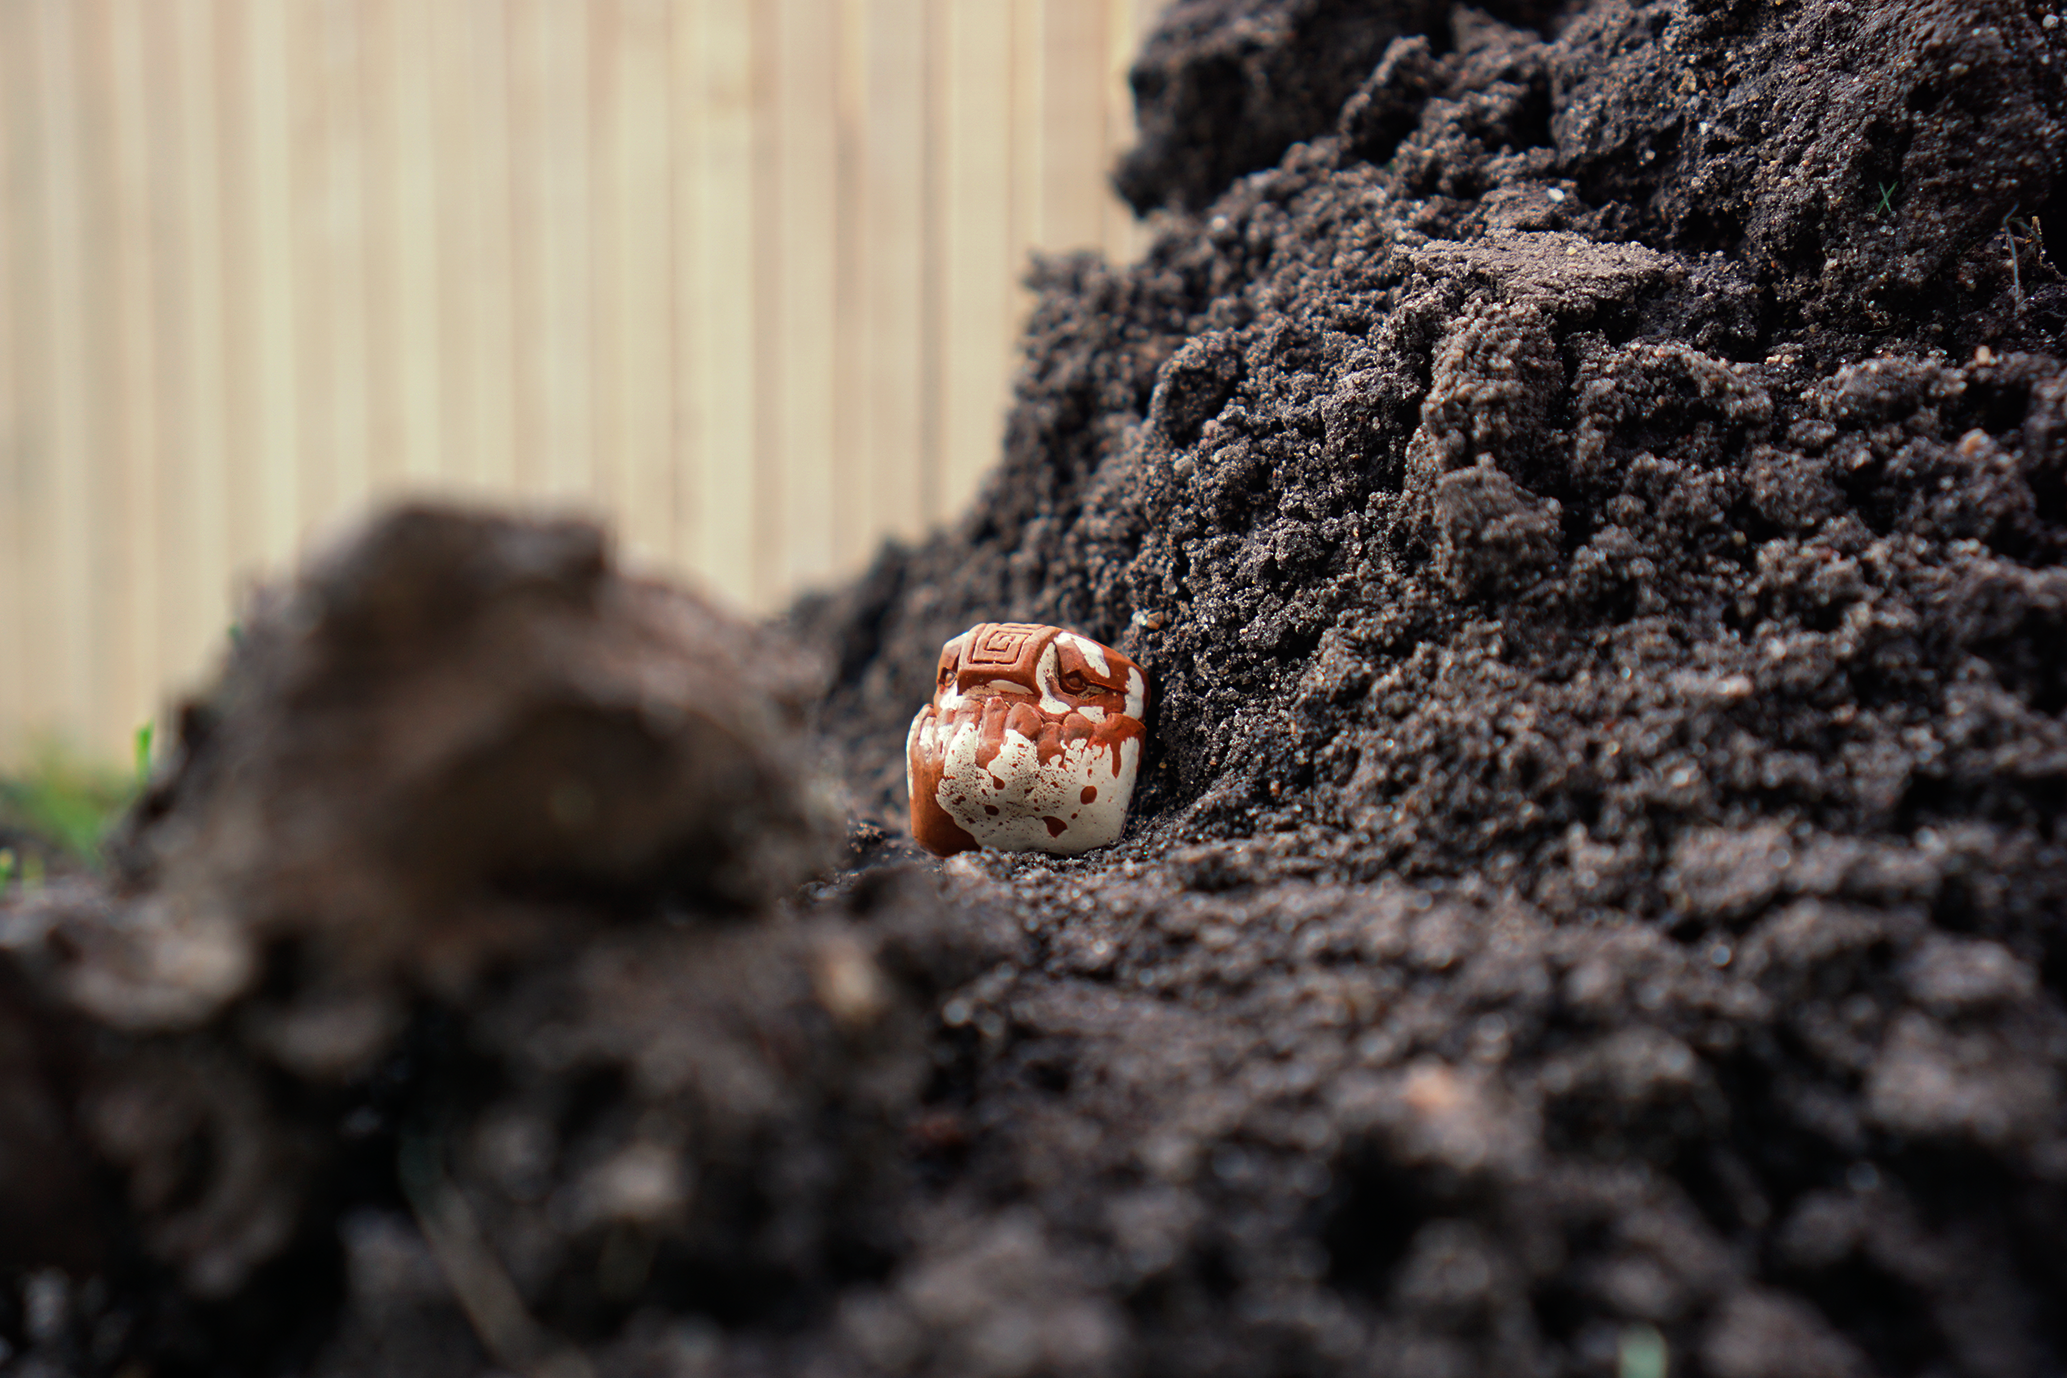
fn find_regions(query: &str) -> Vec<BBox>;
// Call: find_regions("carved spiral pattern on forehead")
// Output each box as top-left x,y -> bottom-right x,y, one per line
964,622 -> 1048,670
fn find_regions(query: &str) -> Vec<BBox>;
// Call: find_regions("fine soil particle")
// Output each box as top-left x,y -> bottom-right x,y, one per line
7,3 -> 2067,1376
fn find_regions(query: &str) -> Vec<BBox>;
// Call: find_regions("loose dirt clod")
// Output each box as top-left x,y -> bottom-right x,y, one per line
8,2 -> 2067,1374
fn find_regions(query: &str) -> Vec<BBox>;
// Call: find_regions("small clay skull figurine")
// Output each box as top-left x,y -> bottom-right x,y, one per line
907,623 -> 1148,856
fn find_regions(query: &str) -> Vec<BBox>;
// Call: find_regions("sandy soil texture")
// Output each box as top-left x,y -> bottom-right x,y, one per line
6,2 -> 2067,1375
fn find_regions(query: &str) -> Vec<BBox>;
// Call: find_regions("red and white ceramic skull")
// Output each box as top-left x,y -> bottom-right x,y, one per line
906,622 -> 1148,856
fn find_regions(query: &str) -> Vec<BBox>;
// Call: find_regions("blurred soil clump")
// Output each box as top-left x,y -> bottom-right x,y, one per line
0,509 -> 1001,1375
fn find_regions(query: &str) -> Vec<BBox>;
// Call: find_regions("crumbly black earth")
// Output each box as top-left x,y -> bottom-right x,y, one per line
8,2 -> 2067,1376
792,0 -> 2067,1374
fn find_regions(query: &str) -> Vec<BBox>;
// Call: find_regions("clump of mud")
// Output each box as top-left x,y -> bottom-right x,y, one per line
0,510 -> 1007,1375
8,2 -> 2067,1375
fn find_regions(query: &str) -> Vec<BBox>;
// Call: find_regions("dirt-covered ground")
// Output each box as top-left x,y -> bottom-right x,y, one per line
7,1 -> 2067,1375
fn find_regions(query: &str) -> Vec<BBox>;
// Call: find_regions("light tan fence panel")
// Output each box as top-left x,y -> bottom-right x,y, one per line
1040,0 -> 1109,252
770,0 -> 841,596
99,0 -> 165,759
0,0 -> 1160,767
0,5 -> 27,752
297,0 -> 375,559
235,0 -> 304,572
858,0 -> 930,552
0,12 -> 18,751
936,3 -> 1011,523
687,0 -> 755,610
595,0 -> 677,576
12,0 -> 104,752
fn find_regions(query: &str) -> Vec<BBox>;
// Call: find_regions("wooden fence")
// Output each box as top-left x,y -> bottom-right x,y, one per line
0,0 -> 1158,765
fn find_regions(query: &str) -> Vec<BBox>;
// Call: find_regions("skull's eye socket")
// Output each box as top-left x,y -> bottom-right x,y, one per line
1061,671 -> 1089,694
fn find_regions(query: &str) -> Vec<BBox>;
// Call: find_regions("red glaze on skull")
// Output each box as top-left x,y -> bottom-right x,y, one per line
906,623 -> 1149,857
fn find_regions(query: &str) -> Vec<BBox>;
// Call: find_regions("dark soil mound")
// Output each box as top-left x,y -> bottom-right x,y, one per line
795,0 -> 2067,1372
8,2 -> 2067,1376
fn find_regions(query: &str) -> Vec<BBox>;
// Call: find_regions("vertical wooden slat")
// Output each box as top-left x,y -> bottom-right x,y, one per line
220,0 -> 305,648
23,0 -> 99,748
622,0 -> 675,571
226,0 -> 300,569
457,0 -> 518,495
1040,0 -> 1106,251
592,0 -> 622,521
73,0 -> 122,750
70,0 -> 116,748
749,0 -> 782,605
772,0 -> 840,597
395,0 -> 441,491
143,0 -> 200,697
596,0 -> 675,571
1104,0 -> 1148,266
168,0 -> 233,697
425,0 -> 474,493
550,0 -> 594,509
509,0 -> 594,505
102,0 -> 164,738
939,0 -> 1017,520
362,0 -> 441,496
90,0 -> 143,747
296,0 -> 372,540
18,0 -> 63,739
287,0 -> 332,543
918,0 -> 944,537
1009,0 -> 1044,347
0,3 -> 23,761
667,0 -> 699,574
505,0 -> 545,496
830,0 -> 865,575
216,0 -> 262,584
2,0 -> 57,756
691,0 -> 756,608
859,0 -> 929,545
637,0 -> 681,572
360,0 -> 399,493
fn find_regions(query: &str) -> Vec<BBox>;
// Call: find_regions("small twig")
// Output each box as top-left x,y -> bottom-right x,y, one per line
1873,180 -> 1898,219
2004,203 -> 2025,319
398,1136 -> 594,1378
